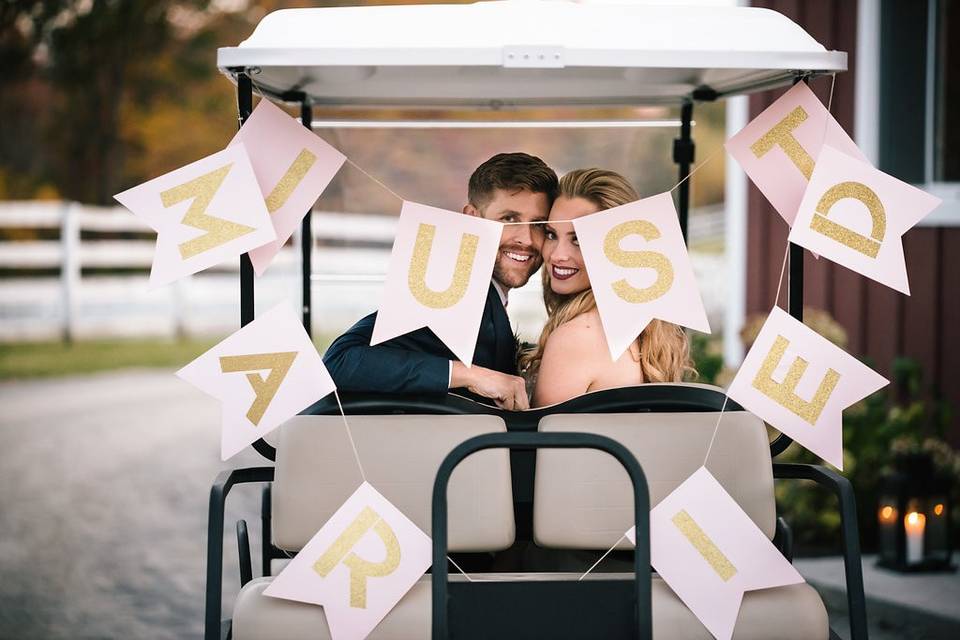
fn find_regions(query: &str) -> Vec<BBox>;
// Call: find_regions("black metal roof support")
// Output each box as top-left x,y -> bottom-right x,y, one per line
237,72 -> 255,329
771,73 -> 809,459
300,100 -> 314,337
235,69 -> 277,462
787,76 -> 809,325
674,99 -> 695,243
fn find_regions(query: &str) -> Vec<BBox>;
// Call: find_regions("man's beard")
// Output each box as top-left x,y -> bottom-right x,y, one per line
492,251 -> 543,289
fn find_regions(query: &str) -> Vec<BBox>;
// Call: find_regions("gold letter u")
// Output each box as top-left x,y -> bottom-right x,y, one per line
408,223 -> 479,309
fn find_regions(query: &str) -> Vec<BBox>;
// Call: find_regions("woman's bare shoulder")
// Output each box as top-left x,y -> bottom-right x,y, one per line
545,310 -> 607,354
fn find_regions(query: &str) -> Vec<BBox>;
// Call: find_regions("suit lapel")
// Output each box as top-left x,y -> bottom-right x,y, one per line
488,283 -> 515,374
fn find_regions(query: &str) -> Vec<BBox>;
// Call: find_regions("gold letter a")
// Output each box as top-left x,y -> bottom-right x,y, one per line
219,351 -> 298,425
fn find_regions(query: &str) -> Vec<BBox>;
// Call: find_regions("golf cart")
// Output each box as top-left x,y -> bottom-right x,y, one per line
206,2 -> 865,638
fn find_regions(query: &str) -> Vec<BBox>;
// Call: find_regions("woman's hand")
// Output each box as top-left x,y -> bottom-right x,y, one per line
451,361 -> 529,411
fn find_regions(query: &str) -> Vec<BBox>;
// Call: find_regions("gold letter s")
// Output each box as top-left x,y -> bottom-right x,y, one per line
313,507 -> 402,609
408,223 -> 479,309
809,181 -> 886,258
752,335 -> 840,425
603,220 -> 674,303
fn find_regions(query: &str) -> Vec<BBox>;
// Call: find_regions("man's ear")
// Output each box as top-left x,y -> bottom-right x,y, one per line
463,203 -> 479,217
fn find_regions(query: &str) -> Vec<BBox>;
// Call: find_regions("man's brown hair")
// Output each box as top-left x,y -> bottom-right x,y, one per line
467,152 -> 558,210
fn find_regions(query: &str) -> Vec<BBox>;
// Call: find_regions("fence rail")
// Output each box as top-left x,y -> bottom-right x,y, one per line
0,201 -> 725,342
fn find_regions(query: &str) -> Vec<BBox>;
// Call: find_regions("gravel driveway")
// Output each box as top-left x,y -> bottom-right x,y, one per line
0,370 -> 269,639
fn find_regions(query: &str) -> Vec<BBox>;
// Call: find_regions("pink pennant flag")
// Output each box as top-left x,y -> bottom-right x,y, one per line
726,81 -> 867,226
727,307 -> 888,469
371,201 -> 501,366
230,99 -> 346,275
787,145 -> 942,294
572,192 -> 710,360
176,302 -> 335,460
113,144 -> 275,288
265,481 -> 432,640
627,467 -> 804,640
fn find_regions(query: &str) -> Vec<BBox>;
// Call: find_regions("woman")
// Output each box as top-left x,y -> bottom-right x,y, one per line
521,168 -> 694,407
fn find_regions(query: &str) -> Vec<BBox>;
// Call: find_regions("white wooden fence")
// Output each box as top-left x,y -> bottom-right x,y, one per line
0,201 -> 726,343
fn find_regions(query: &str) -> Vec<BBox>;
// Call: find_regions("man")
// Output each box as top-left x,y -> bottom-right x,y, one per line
323,152 -> 557,410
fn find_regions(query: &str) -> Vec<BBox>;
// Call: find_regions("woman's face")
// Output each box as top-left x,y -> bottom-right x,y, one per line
542,195 -> 599,296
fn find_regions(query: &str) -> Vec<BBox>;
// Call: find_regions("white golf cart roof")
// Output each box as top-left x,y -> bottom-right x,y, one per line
217,0 -> 846,108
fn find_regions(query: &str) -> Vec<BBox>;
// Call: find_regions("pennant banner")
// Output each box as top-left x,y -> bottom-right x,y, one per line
176,302 -> 335,460
788,145 -> 942,294
573,192 -> 710,360
726,81 -> 866,226
628,467 -> 804,640
231,99 -> 346,276
371,201 -> 501,366
727,307 -> 888,469
265,481 -> 432,640
114,144 -> 275,288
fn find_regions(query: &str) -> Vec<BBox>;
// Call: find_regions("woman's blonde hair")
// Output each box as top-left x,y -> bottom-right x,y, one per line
519,168 -> 695,383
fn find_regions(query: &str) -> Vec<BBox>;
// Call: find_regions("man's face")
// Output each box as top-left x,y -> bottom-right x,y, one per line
464,187 -> 550,289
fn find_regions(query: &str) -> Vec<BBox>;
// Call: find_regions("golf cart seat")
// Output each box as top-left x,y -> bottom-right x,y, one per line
229,413 -> 516,640
210,387 -> 865,639
533,412 -> 829,640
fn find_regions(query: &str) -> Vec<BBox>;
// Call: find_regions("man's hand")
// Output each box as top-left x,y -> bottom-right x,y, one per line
450,361 -> 529,411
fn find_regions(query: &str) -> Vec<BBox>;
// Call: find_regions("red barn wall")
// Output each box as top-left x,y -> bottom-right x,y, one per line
747,1 -> 960,445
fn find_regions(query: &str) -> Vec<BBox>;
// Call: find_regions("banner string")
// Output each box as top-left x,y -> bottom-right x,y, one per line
332,389 -> 473,581
247,76 -> 735,228
248,78 -> 409,205
772,242 -> 791,310
345,158 -> 408,203
669,147 -> 723,194
501,147 -> 724,227
578,534 -> 627,581
446,555 -> 476,583
333,389 -> 367,482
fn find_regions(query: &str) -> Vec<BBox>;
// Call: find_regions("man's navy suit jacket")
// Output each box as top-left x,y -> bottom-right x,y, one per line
323,283 -> 517,395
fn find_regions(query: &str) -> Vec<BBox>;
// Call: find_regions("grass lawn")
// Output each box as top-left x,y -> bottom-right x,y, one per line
0,339 -> 219,379
0,334 -> 339,380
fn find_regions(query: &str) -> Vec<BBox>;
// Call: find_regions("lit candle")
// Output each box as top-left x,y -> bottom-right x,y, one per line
905,511 -> 925,564
879,505 -> 896,524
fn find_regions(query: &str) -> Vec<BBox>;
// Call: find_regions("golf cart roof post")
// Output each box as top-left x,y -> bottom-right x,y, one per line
216,1 -> 847,460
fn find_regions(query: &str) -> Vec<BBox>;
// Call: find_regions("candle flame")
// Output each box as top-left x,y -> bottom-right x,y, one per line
879,505 -> 895,522
934,503 -> 944,516
905,511 -> 926,527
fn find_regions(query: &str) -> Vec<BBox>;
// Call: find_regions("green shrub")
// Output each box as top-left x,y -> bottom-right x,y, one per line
777,357 -> 959,554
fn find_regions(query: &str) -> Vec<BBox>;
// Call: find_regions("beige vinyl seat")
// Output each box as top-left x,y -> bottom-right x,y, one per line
535,412 -> 829,640
230,414 -> 515,640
